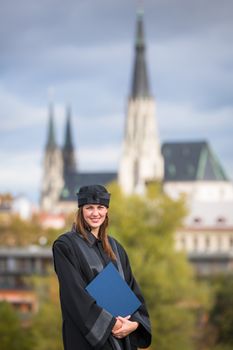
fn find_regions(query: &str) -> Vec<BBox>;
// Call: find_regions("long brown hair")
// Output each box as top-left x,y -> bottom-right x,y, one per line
74,207 -> 116,261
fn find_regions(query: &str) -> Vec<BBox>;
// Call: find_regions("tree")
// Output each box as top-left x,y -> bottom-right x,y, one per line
0,301 -> 33,350
108,182 -> 208,350
30,274 -> 63,350
207,276 -> 233,349
0,214 -> 61,247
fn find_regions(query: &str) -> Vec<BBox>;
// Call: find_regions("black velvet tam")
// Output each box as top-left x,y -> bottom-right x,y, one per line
76,184 -> 111,208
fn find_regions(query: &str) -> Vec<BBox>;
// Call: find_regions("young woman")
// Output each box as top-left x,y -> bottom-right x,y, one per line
53,184 -> 151,350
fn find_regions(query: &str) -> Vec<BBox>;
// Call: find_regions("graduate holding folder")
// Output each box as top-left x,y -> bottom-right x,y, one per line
53,184 -> 151,350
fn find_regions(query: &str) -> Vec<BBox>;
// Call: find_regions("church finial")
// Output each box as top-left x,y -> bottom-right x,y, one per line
137,0 -> 144,18
136,0 -> 145,31
130,8 -> 150,99
46,103 -> 56,149
135,9 -> 145,49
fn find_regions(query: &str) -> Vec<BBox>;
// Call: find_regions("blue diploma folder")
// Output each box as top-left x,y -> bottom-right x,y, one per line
85,262 -> 141,317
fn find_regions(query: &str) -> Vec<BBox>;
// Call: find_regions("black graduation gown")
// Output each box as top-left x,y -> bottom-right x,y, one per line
52,230 -> 151,350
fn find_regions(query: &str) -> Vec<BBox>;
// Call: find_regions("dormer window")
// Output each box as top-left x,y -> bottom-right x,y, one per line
216,217 -> 226,225
193,217 -> 202,225
168,164 -> 176,177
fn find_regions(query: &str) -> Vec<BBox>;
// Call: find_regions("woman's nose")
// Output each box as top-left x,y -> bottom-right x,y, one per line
92,208 -> 99,216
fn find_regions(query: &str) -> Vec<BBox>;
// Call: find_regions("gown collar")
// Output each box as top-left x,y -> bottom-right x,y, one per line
73,227 -> 101,247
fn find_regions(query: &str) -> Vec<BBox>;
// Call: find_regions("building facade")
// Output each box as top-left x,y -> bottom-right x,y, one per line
0,246 -> 52,315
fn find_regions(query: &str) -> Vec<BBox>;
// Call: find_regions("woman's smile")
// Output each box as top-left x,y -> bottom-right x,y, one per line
90,218 -> 101,223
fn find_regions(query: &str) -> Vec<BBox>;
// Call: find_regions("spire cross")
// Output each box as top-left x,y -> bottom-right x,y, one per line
137,0 -> 144,16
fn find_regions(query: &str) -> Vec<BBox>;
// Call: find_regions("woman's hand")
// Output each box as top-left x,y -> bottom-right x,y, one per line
112,318 -> 123,332
112,316 -> 139,339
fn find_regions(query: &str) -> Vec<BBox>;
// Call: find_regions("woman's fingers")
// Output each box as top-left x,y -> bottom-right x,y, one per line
112,317 -> 134,338
116,315 -> 131,322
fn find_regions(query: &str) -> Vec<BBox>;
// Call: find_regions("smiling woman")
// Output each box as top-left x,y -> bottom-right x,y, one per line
52,184 -> 151,350
83,204 -> 108,235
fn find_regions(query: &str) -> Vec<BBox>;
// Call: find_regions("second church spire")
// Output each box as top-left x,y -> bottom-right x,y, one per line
62,106 -> 77,176
131,10 -> 150,99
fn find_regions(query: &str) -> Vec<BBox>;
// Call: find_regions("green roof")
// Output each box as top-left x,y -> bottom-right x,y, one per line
162,141 -> 228,182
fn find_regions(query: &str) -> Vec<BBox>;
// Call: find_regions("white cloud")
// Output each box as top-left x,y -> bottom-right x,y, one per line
0,85 -> 70,131
0,150 -> 42,200
79,144 -> 121,171
0,86 -> 45,130
157,101 -> 233,180
157,103 -> 233,136
77,113 -> 123,131
43,43 -> 130,69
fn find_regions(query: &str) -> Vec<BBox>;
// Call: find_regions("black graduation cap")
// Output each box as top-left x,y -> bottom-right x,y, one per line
76,184 -> 111,208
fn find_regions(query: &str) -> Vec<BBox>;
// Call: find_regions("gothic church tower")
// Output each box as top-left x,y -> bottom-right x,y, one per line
40,104 -> 64,212
118,11 -> 164,194
62,106 -> 77,178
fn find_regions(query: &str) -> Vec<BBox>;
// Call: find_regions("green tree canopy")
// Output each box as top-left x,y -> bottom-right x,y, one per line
0,301 -> 33,350
108,182 -> 208,350
208,276 -> 233,349
30,274 -> 63,350
0,214 -> 61,246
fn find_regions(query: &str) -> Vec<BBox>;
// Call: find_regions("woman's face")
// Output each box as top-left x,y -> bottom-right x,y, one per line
83,204 -> 108,231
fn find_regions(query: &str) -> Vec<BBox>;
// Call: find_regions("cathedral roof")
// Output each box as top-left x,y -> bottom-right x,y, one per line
60,172 -> 117,201
162,141 -> 228,182
130,11 -> 150,99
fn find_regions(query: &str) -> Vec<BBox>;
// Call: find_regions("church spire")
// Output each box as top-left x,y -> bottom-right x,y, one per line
118,8 -> 164,194
64,105 -> 73,149
41,102 -> 64,212
46,103 -> 56,149
62,105 -> 77,175
131,10 -> 150,99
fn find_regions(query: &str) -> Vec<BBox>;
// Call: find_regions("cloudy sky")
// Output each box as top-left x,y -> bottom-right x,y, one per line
0,0 -> 233,202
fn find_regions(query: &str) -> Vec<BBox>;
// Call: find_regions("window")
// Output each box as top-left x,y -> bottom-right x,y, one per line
205,237 -> 210,250
7,257 -> 16,272
193,217 -> 202,225
168,164 -> 176,177
216,217 -> 226,225
187,164 -> 195,176
193,237 -> 198,251
0,259 -> 6,272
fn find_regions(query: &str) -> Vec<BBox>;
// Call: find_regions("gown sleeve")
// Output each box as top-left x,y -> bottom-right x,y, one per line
116,241 -> 152,349
53,239 -> 116,350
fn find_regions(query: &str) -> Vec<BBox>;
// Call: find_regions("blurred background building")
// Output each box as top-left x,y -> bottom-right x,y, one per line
0,246 -> 51,311
39,11 -> 233,277
1,11 -> 232,316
